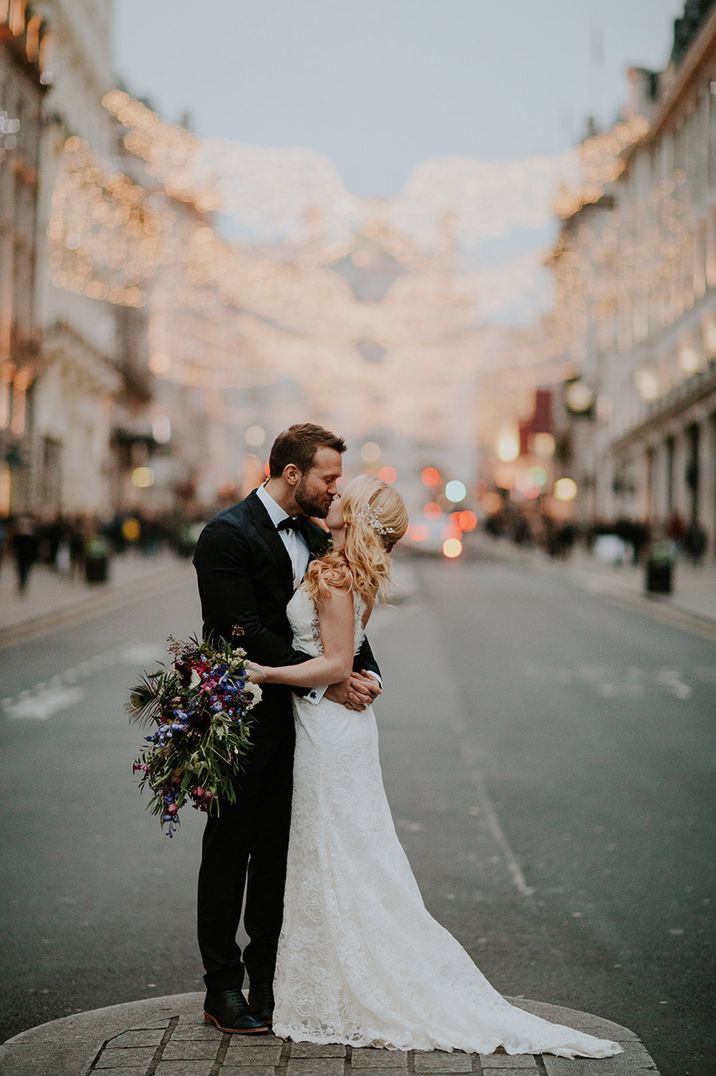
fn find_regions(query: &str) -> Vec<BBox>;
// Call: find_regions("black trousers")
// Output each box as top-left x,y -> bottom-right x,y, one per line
197,705 -> 295,991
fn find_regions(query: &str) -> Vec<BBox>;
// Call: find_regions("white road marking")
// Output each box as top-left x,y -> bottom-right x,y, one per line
3,686 -> 84,721
597,683 -> 645,698
396,819 -> 424,833
655,668 -> 692,699
522,661 -> 701,700
474,768 -> 535,898
459,738 -> 535,898
1,640 -> 166,722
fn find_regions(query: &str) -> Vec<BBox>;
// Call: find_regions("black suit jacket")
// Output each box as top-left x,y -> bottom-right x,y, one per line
192,490 -> 381,714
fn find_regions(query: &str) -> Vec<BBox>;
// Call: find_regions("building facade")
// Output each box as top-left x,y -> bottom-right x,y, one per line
29,0 -> 122,517
550,0 -> 716,554
0,0 -> 48,513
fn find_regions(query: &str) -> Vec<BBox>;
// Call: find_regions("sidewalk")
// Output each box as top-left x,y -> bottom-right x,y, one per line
0,550 -> 191,645
472,534 -> 716,629
0,991 -> 659,1075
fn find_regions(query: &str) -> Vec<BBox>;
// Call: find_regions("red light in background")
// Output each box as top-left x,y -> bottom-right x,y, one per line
421,466 -> 441,488
378,465 -> 397,484
458,510 -> 477,531
408,524 -> 429,543
424,501 -> 442,518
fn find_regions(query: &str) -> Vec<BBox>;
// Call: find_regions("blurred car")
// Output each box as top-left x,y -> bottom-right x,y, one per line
402,512 -> 467,559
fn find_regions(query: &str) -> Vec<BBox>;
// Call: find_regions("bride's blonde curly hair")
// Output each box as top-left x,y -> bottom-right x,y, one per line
305,474 -> 409,605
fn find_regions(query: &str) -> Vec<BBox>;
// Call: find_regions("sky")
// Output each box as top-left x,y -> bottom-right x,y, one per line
113,0 -> 685,200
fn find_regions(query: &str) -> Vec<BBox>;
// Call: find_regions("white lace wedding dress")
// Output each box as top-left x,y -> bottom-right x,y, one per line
272,585 -> 621,1059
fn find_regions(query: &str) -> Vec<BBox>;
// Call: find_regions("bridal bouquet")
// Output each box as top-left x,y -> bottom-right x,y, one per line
128,635 -> 261,837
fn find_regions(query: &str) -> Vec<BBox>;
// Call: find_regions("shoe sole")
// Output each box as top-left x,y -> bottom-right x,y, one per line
203,1012 -> 269,1034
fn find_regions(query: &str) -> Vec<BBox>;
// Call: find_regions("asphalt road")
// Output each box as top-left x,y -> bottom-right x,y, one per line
0,552 -> 713,1076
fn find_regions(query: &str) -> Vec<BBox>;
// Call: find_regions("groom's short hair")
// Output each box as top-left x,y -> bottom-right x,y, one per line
269,423 -> 346,477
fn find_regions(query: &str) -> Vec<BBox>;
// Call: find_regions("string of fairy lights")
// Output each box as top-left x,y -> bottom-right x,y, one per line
45,92 -> 493,439
43,88 -> 709,442
549,114 -> 714,416
48,135 -> 172,307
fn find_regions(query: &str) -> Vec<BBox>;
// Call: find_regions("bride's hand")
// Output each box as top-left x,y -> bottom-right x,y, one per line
246,662 -> 268,684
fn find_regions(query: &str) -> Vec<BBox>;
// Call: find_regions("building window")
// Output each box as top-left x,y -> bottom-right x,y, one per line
41,436 -> 62,510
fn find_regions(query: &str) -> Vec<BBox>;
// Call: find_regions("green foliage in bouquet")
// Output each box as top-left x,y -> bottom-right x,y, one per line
128,635 -> 262,836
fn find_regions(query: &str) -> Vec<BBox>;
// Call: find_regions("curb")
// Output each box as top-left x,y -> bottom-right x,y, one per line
0,991 -> 660,1075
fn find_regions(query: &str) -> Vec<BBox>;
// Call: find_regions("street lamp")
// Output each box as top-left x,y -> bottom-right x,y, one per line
635,368 -> 660,402
564,379 -> 595,415
679,343 -> 700,375
496,425 -> 519,462
132,466 -> 154,489
553,477 -> 577,501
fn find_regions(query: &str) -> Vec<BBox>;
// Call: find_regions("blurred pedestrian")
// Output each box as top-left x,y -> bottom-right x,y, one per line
11,514 -> 39,595
630,520 -> 651,564
557,521 -> 578,558
0,514 -> 7,574
69,515 -> 86,578
667,512 -> 686,552
512,513 -> 532,547
44,513 -> 64,569
683,519 -> 707,566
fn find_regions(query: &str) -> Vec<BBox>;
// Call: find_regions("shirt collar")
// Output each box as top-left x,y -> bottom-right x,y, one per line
256,482 -> 292,529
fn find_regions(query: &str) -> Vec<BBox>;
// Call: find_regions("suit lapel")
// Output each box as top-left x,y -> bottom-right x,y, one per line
247,491 -> 295,591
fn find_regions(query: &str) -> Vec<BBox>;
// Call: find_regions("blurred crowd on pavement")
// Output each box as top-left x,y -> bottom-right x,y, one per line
0,508 -> 208,598
483,508 -> 709,568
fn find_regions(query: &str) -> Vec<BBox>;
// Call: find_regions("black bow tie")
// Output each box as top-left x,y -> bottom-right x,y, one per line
276,516 -> 305,533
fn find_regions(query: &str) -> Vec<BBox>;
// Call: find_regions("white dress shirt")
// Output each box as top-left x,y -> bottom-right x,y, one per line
256,482 -> 325,704
256,482 -> 309,589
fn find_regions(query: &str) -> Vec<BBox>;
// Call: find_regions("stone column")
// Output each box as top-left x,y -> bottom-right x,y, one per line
651,438 -> 667,529
698,411 -> 716,555
672,428 -> 689,518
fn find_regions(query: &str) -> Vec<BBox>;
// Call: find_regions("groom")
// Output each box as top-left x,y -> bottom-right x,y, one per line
192,423 -> 382,1034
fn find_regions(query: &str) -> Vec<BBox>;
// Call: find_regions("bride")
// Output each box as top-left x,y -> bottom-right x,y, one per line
247,475 -> 621,1060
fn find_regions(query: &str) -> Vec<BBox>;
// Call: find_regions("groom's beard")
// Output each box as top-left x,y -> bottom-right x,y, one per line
295,479 -> 332,519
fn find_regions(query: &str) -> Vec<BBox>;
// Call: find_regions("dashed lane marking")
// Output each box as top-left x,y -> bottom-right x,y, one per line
1,642 -> 165,722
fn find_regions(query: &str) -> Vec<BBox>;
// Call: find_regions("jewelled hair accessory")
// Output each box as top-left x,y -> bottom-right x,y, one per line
354,503 -> 395,536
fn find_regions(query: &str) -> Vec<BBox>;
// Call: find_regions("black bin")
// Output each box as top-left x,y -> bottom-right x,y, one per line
645,542 -> 673,595
85,538 -> 110,584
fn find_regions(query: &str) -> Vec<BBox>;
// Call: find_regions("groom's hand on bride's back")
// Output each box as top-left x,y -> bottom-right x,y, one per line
325,670 -> 382,711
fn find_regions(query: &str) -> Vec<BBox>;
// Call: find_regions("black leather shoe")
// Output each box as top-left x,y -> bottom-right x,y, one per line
248,981 -> 274,1026
204,988 -> 269,1034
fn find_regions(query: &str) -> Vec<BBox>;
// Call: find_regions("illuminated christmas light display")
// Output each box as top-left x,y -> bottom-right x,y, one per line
45,90 -> 631,452
48,136 -> 172,307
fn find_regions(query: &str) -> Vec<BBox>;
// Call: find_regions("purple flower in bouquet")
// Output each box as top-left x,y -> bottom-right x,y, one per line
128,635 -> 261,837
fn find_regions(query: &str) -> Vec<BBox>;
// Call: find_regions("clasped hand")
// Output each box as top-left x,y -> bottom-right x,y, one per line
326,670 -> 381,711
